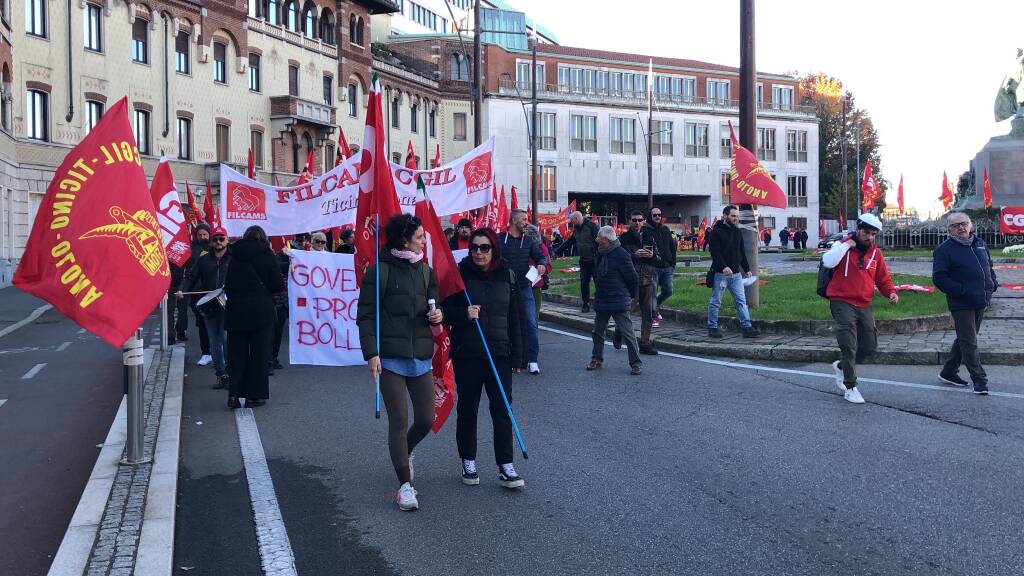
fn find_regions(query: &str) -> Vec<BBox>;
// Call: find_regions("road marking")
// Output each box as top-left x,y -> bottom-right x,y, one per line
56,341 -> 72,352
538,325 -> 1024,400
22,363 -> 47,379
235,408 -> 298,576
77,328 -> 86,334
0,304 -> 53,339
0,399 -> 7,409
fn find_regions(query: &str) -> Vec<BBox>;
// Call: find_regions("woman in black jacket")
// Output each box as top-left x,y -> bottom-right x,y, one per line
442,228 -> 526,490
356,213 -> 443,511
224,226 -> 284,409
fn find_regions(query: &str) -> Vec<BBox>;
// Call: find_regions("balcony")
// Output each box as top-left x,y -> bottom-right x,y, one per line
496,79 -> 817,119
246,17 -> 338,59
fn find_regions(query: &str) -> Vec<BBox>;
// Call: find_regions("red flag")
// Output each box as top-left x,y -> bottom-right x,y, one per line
696,216 -> 708,246
838,211 -> 847,230
405,140 -> 417,169
431,143 -> 441,169
897,174 -> 905,215
202,181 -> 220,229
13,97 -> 169,347
247,148 -> 255,179
150,157 -> 191,267
728,122 -> 787,208
337,127 -> 352,166
983,168 -> 992,209
481,183 -> 499,229
861,160 -> 878,212
497,185 -> 509,233
510,185 -> 519,210
185,182 -> 202,228
940,171 -> 954,211
354,73 -> 403,286
818,219 -> 826,238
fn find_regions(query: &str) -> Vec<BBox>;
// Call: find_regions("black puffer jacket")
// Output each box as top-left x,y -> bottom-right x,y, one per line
181,245 -> 231,293
224,238 -> 284,332
357,250 -> 439,360
593,240 -> 638,313
708,221 -> 750,274
442,258 -> 525,368
649,220 -> 677,267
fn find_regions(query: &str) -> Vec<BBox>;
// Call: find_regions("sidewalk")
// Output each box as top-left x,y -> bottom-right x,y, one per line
540,297 -> 1024,366
48,344 -> 185,576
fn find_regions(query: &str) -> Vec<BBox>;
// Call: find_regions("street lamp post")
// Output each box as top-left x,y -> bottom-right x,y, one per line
739,0 -> 759,307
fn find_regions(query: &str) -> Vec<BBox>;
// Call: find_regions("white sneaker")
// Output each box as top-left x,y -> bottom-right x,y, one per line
844,387 -> 865,404
396,482 -> 418,511
197,355 -> 213,366
832,361 -> 846,393
528,362 -> 540,374
498,463 -> 525,489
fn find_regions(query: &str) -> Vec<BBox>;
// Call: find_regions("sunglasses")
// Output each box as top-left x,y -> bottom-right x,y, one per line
212,237 -> 227,242
631,218 -> 645,223
313,240 -> 327,245
651,213 -> 662,218
470,244 -> 493,253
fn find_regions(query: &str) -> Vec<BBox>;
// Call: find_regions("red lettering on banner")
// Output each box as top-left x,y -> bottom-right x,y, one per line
295,320 -> 359,350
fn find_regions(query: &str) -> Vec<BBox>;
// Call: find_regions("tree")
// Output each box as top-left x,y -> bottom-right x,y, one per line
799,72 -> 888,222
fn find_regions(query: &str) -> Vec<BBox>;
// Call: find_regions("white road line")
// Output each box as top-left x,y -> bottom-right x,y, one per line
235,408 -> 298,576
0,304 -> 53,339
56,341 -> 72,352
22,363 -> 47,380
539,325 -> 1024,400
0,399 -> 7,409
77,328 -> 86,334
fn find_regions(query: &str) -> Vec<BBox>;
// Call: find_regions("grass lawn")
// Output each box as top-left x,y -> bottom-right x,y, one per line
548,272 -> 949,321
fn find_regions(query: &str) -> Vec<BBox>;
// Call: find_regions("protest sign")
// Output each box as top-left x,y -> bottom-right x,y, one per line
288,250 -> 364,367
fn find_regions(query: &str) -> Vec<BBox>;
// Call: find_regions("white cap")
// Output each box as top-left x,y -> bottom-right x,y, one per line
856,213 -> 883,232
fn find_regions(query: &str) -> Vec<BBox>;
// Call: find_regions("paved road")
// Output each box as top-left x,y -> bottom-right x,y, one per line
0,287 -> 158,575
175,318 -> 1024,576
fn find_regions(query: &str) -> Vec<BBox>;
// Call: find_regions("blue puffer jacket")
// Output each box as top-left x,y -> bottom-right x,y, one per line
593,240 -> 638,313
498,231 -> 548,287
932,236 -> 998,311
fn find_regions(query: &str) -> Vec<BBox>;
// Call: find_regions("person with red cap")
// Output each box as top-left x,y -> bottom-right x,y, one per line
178,226 -> 232,388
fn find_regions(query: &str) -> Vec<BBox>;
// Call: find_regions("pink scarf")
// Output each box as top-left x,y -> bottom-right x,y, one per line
390,248 -> 423,263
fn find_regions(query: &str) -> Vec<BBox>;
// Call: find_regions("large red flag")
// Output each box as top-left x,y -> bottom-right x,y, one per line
983,167 -> 992,209
247,148 -> 255,179
861,160 -> 878,211
696,216 -> 708,246
897,174 -> 905,215
940,171 -> 954,211
510,185 -> 519,210
405,140 -> 417,169
13,97 -> 169,347
431,143 -> 441,169
497,184 -> 509,233
414,176 -> 464,432
728,122 -> 787,209
337,127 -> 352,166
202,181 -> 220,229
150,157 -> 191,267
354,73 -> 403,286
185,182 -> 202,229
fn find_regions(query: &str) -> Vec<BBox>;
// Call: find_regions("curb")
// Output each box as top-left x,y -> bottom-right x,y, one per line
539,309 -> 1021,366
47,346 -> 184,576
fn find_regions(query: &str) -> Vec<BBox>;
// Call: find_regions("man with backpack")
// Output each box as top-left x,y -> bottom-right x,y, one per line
819,213 -> 898,404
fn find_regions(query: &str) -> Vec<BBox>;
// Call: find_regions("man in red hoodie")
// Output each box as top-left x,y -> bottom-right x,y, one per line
821,213 -> 898,403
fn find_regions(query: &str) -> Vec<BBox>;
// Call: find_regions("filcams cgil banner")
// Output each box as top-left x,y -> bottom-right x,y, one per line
220,138 -> 495,237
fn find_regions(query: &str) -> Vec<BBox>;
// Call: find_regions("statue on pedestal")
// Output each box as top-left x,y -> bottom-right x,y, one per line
995,48 -> 1024,137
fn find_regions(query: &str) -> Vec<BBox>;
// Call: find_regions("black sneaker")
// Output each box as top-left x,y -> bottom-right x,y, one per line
973,383 -> 990,395
461,459 -> 480,486
498,464 -> 525,489
581,303 -> 590,313
939,372 -> 969,387
639,344 -> 658,356
742,327 -> 761,338
613,330 -> 622,350
271,359 -> 284,370
708,328 -> 724,339
212,373 -> 227,390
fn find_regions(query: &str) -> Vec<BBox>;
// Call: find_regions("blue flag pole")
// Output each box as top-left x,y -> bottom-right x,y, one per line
462,288 -> 529,459
374,213 -> 381,419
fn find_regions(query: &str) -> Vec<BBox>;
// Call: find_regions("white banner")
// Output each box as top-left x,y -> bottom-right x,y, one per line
287,250 -> 364,367
221,138 -> 495,237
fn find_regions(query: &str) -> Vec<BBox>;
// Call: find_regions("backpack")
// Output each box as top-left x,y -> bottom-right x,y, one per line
816,259 -> 835,298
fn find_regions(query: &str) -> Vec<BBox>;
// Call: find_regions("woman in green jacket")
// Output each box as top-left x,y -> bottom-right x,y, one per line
357,213 -> 442,511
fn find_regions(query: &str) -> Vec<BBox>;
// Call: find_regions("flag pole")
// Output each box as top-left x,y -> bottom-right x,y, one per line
374,213 -> 381,419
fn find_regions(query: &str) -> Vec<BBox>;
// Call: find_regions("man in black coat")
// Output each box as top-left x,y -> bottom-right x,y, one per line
498,210 -> 547,374
618,210 -> 661,355
588,226 -> 642,375
647,207 -> 676,325
557,211 -> 600,312
178,226 -> 232,386
707,205 -> 759,339
183,223 -> 212,364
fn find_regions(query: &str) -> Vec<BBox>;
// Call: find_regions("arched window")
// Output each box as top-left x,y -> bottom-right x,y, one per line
450,53 -> 461,81
302,3 -> 316,39
285,1 -> 299,32
319,10 -> 335,44
460,56 -> 471,81
353,15 -> 364,45
266,0 -> 280,25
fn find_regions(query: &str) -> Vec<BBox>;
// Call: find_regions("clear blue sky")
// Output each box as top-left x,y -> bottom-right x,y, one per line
511,0 -> 1020,217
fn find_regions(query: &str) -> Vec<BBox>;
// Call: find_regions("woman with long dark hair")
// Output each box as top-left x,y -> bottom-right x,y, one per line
442,228 -> 526,489
357,213 -> 443,511
224,225 -> 284,408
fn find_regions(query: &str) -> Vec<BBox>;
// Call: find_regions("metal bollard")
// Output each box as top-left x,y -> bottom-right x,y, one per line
121,328 -> 150,466
160,294 -> 168,351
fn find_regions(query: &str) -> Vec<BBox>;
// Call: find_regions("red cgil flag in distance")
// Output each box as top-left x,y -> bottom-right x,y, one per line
337,127 -> 352,166
414,176 -> 464,432
819,219 -> 826,238
861,160 -> 878,212
940,171 -> 954,211
728,122 -> 787,209
247,148 -> 255,179
405,140 -> 417,169
510,185 -> 519,210
185,182 -> 202,229
149,157 -> 191,267
497,184 -> 509,233
983,167 -> 993,209
696,216 -> 708,246
897,174 -> 905,215
354,73 -> 403,286
837,210 -> 847,231
202,181 -> 220,229
13,97 -> 169,348
431,143 -> 441,169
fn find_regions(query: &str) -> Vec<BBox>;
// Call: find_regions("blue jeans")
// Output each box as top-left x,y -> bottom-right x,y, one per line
520,285 -> 539,363
707,273 -> 752,329
653,266 -> 674,313
205,313 -> 228,375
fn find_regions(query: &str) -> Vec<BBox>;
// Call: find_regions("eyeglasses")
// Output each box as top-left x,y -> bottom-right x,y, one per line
470,244 -> 492,253
313,240 -> 327,245
948,222 -> 970,229
631,218 -> 645,223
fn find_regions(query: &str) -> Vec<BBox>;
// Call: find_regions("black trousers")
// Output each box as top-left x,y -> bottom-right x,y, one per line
453,356 -> 514,466
272,305 -> 288,362
166,293 -> 188,338
227,324 -> 272,400
191,303 -> 211,355
579,259 -> 595,306
943,308 -> 987,384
